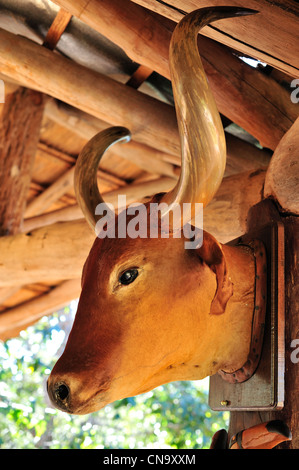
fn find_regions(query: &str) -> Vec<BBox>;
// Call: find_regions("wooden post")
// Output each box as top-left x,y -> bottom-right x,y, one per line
0,88 -> 45,236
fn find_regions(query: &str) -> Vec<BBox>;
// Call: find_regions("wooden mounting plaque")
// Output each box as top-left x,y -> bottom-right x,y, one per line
209,222 -> 285,411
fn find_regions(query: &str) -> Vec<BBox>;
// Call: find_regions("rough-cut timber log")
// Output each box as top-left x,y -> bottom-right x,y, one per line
22,136 -> 270,234
25,165 -> 76,218
51,0 -> 298,150
0,27 -> 178,157
0,168 -> 266,287
0,7 -> 70,235
34,141 -> 126,190
132,0 -> 299,77
203,168 -> 266,242
0,279 -> 81,342
0,87 -> 45,236
45,99 -> 271,178
2,75 -> 270,180
0,219 -> 94,287
264,117 -> 299,215
23,176 -> 176,232
45,99 -> 177,178
225,133 -> 271,176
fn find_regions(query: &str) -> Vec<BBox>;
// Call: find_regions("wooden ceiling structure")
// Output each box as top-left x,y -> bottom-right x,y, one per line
0,0 -> 298,341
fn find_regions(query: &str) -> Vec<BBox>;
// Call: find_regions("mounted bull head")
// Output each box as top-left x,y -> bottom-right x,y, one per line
48,7 -> 257,415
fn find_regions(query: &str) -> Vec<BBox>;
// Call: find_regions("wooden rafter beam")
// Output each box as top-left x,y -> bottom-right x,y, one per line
0,167 -> 267,288
0,27 -> 178,156
25,97 -> 271,223
45,99 -> 177,178
23,176 -> 175,232
25,165 -> 76,218
50,0 -> 298,150
0,7 -> 73,237
0,279 -> 81,341
0,8 -> 76,318
131,0 -> 299,77
0,22 -> 295,156
22,129 -> 272,232
35,142 -> 126,189
44,99 -> 271,178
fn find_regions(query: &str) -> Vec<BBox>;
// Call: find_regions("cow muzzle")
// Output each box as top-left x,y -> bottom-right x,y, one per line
47,371 -> 111,414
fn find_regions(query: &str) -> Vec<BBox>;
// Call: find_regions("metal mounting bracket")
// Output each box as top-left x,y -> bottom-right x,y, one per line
209,222 -> 285,411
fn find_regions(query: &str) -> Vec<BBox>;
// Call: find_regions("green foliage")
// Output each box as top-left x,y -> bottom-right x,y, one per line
0,304 -> 228,449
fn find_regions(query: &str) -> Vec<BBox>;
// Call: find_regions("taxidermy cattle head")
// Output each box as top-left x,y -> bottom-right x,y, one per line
48,7 -> 258,414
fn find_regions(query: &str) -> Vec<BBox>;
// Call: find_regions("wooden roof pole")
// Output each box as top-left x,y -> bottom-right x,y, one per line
51,0 -> 298,150
132,0 -> 299,78
0,20 -> 296,155
0,279 -> 81,342
0,27 -> 179,156
21,8 -> 75,220
45,98 -> 271,177
0,88 -> 45,236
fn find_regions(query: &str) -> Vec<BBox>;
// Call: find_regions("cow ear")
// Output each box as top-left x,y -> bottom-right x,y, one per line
196,231 -> 233,315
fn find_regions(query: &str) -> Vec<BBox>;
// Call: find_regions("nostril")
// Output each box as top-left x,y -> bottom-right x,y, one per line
55,383 -> 69,402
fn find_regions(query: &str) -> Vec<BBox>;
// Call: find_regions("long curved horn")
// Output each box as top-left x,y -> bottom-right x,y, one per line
74,126 -> 131,230
75,8 -> 257,232
160,7 -> 258,225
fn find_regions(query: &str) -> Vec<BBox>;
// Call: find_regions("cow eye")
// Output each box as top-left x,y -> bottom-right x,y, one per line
119,269 -> 138,285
